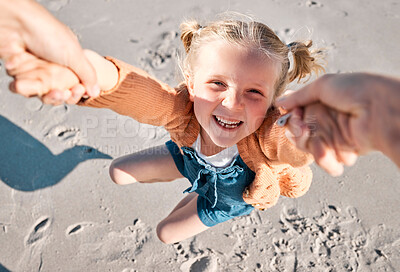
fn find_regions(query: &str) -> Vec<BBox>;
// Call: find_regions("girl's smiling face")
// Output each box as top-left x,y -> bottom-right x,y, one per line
186,40 -> 278,154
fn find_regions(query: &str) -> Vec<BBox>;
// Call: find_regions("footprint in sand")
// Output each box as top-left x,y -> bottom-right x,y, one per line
180,255 -> 218,272
44,125 -> 81,145
18,216 -> 52,271
142,31 -> 178,71
66,222 -> 94,236
25,216 -> 52,246
129,38 -> 140,44
138,30 -> 179,83
276,205 -> 399,271
56,127 -> 80,142
270,238 -> 297,272
306,0 -> 323,8
77,218 -> 152,264
269,254 -> 297,272
174,243 -> 189,259
273,238 -> 296,254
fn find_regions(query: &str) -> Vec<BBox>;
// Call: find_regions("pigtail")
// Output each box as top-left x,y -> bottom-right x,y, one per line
180,20 -> 202,53
287,40 -> 325,83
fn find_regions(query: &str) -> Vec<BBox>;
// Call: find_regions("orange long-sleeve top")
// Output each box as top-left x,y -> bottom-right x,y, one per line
80,57 -> 314,210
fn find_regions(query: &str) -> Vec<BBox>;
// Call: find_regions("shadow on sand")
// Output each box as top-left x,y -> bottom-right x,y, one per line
0,263 -> 10,272
0,115 -> 112,191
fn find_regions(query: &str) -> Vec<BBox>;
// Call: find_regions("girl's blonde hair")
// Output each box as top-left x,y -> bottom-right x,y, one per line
179,15 -> 324,99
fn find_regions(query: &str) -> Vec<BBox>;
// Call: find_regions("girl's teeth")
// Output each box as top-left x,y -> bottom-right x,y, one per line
215,116 -> 241,128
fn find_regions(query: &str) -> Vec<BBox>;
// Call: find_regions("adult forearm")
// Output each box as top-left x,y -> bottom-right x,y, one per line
371,75 -> 400,167
0,0 -> 34,15
0,0 -> 99,96
0,0 -> 39,36
0,0 -> 29,59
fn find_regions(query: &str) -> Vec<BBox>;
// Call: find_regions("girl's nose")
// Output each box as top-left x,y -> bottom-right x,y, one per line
221,90 -> 243,110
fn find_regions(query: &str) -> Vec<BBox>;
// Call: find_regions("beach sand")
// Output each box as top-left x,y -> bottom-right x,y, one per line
0,0 -> 399,271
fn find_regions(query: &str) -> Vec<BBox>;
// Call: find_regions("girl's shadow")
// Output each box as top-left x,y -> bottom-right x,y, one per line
0,115 -> 112,191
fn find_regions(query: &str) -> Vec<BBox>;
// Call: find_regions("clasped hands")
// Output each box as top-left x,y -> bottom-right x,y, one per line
6,51 -> 85,105
279,101 -> 359,176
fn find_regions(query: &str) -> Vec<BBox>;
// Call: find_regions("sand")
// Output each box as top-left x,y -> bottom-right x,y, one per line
0,0 -> 399,271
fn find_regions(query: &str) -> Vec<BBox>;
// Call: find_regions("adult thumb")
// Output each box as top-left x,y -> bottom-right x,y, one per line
66,51 -> 100,97
276,83 -> 321,110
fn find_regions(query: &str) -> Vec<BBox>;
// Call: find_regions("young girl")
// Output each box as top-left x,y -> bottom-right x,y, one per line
7,16 -> 324,244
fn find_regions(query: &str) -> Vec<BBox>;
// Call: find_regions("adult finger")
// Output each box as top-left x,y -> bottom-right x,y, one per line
69,52 -> 100,97
9,79 -> 45,97
307,104 -> 356,168
325,125 -> 358,166
41,91 -> 59,105
5,52 -> 37,76
276,78 -> 324,110
66,84 -> 85,104
286,108 -> 310,150
41,89 -> 70,105
278,73 -> 372,115
336,150 -> 358,166
0,30 -> 25,60
328,111 -> 359,166
307,137 -> 344,176
276,74 -> 349,110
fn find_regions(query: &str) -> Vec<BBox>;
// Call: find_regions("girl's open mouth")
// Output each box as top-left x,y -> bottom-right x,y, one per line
214,115 -> 243,129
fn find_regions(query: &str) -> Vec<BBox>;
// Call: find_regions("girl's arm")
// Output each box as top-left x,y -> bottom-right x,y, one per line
7,50 -> 193,132
79,56 -> 192,131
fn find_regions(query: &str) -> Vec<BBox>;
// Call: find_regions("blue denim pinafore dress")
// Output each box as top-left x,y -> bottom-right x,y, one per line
166,140 -> 255,227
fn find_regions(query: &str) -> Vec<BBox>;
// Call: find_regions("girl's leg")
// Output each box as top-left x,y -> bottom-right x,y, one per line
156,194 -> 209,244
109,144 -> 183,185
167,192 -> 197,215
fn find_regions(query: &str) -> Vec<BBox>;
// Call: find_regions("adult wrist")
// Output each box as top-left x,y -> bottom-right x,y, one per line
370,74 -> 400,165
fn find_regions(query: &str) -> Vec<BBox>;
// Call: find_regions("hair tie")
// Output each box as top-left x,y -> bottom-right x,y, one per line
287,42 -> 296,49
196,25 -> 204,35
286,42 -> 294,70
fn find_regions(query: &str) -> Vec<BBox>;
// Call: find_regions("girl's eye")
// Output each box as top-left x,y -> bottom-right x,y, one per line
249,89 -> 263,96
213,81 -> 225,87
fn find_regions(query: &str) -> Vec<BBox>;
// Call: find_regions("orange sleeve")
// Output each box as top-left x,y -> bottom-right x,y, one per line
79,57 -> 192,132
258,108 -> 314,167
255,108 -> 313,203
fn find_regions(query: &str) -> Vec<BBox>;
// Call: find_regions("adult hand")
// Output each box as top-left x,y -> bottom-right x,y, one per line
277,73 -> 400,170
6,52 -> 85,105
0,0 -> 99,97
